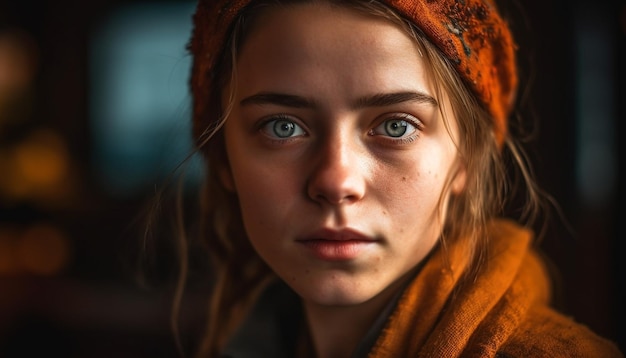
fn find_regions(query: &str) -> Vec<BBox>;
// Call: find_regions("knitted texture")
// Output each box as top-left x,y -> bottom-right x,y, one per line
189,0 -> 518,144
368,219 -> 624,357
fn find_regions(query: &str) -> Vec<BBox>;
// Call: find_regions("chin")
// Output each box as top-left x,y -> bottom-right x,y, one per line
303,291 -> 374,307
288,276 -> 383,307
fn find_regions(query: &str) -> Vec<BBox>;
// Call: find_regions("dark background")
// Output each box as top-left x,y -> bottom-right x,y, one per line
0,0 -> 625,356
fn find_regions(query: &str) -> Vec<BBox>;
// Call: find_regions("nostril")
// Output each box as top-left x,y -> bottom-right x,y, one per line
306,165 -> 366,205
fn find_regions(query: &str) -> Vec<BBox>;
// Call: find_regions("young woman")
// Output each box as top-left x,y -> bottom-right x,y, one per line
183,0 -> 623,356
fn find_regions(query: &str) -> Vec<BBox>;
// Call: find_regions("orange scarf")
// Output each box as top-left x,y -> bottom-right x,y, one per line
369,219 -> 623,357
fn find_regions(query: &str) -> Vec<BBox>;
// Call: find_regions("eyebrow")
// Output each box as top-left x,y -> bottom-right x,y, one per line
353,92 -> 438,108
239,91 -> 439,109
240,93 -> 316,108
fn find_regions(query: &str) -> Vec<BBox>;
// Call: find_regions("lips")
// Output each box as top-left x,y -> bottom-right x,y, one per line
296,228 -> 378,261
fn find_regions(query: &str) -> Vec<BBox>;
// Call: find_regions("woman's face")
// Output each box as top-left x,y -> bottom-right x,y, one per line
220,2 -> 466,306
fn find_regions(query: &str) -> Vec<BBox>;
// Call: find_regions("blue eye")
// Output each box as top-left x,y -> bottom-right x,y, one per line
372,117 -> 418,138
262,117 -> 306,138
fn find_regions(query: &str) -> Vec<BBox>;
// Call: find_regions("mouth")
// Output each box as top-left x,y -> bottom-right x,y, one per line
296,228 -> 378,261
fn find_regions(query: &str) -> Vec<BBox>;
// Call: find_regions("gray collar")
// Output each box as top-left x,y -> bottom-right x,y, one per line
221,281 -> 402,358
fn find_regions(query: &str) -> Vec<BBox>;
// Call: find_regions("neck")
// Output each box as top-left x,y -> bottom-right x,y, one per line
301,275 -> 410,358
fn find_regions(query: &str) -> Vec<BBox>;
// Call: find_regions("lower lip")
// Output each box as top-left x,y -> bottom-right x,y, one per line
298,240 -> 375,261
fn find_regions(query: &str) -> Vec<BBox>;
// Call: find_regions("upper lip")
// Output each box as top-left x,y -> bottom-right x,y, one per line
297,228 -> 377,242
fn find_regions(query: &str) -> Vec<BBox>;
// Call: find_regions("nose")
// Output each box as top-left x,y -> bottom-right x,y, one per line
307,135 -> 366,205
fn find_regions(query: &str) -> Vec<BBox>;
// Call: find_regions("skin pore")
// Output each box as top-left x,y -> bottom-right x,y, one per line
219,2 -> 466,357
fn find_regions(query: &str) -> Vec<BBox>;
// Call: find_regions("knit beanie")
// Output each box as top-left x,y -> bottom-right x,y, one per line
189,0 -> 517,145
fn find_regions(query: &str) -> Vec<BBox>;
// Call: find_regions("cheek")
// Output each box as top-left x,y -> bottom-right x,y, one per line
228,155 -> 301,229
376,154 -> 453,223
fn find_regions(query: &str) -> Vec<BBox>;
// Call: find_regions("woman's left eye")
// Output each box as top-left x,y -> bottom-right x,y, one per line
371,115 -> 419,139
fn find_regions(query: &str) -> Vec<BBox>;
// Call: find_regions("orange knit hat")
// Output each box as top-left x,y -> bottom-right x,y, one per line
189,0 -> 517,145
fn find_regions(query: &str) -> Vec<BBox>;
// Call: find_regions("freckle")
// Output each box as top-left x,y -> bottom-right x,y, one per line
402,176 -> 407,181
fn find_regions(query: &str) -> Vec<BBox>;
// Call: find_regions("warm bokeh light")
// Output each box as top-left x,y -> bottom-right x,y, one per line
0,224 -> 70,277
13,129 -> 69,187
0,227 -> 19,275
0,29 -> 38,134
0,129 -> 74,205
17,224 -> 70,276
0,30 -> 37,102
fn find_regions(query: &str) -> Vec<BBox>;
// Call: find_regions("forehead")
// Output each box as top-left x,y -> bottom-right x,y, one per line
235,2 -> 436,99
241,2 -> 418,57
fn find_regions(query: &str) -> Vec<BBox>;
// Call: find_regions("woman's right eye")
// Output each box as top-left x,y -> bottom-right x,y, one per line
260,116 -> 306,139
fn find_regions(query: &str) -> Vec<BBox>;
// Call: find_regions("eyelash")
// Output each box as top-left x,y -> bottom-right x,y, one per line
257,113 -> 423,146
369,113 -> 423,145
258,114 -> 307,144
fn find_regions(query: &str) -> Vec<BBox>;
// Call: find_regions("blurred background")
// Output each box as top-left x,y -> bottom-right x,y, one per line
0,0 -> 624,356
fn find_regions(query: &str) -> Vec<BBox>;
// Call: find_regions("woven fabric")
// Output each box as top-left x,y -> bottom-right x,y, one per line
368,219 -> 623,357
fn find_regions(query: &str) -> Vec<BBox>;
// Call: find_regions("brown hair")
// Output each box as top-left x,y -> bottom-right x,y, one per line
184,1 -> 542,356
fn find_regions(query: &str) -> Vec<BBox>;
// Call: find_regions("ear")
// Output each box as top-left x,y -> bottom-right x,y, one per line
450,164 -> 467,195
